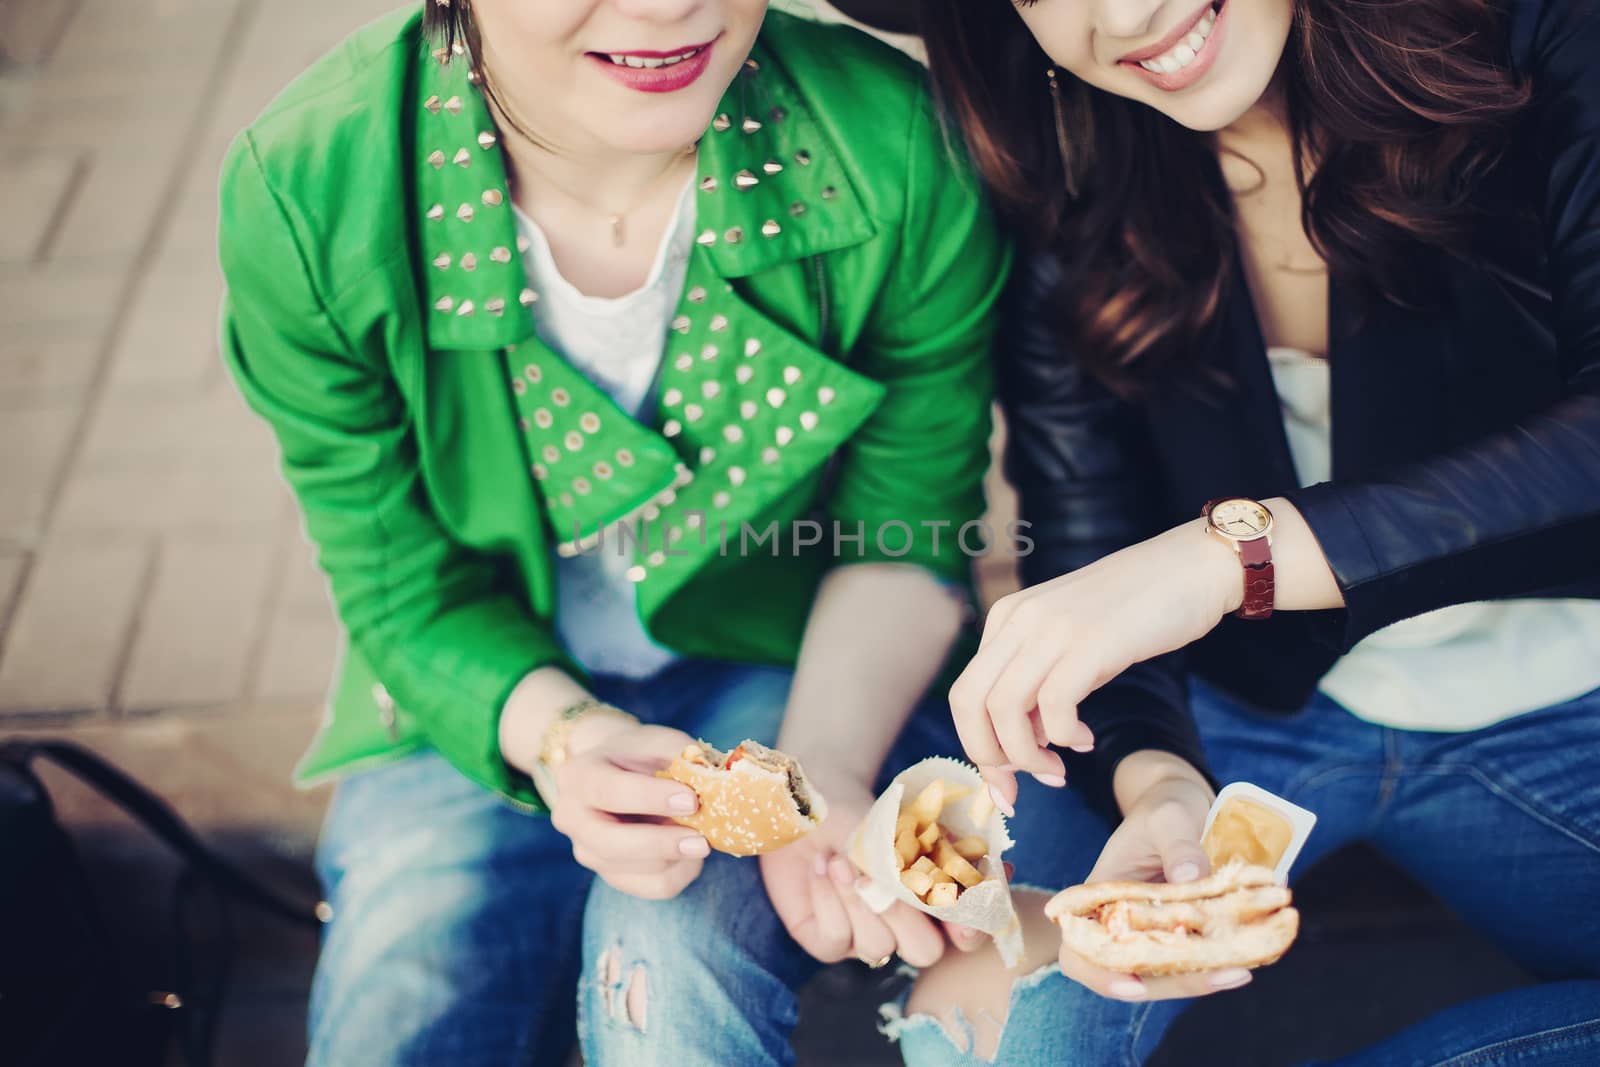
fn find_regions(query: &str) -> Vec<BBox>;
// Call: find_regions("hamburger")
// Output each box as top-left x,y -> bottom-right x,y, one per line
1044,861 -> 1299,977
658,740 -> 827,856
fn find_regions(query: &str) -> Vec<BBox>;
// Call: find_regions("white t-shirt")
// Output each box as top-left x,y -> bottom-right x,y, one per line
515,180 -> 696,679
1267,345 -> 1600,730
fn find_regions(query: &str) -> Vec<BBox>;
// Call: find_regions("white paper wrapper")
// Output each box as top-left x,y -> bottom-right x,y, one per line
845,756 -> 1025,967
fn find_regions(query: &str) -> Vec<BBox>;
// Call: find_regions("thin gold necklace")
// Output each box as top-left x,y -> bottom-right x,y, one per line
515,144 -> 696,248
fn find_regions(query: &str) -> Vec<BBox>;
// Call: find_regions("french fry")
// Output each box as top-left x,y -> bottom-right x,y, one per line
901,867 -> 935,897
935,840 -> 986,889
895,826 -> 920,869
880,776 -> 1002,909
951,836 -> 988,862
906,780 -> 946,829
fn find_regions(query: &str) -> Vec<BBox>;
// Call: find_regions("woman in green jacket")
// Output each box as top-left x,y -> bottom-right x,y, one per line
218,1 -> 1006,1063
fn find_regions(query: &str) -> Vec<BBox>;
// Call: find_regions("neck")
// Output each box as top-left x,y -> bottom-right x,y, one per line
1218,82 -> 1290,159
503,127 -> 693,214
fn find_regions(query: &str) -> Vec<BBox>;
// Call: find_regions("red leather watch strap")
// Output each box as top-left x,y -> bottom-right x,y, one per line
1236,537 -> 1275,620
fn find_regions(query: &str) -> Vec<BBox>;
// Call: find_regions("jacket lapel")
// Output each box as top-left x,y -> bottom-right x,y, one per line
406,34 -> 889,614
411,42 -> 880,353
413,45 -> 532,351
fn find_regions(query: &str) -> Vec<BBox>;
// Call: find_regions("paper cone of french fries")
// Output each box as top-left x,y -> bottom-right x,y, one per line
846,756 -> 1025,967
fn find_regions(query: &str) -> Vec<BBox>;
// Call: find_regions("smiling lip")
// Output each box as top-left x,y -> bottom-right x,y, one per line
588,36 -> 719,94
1120,0 -> 1217,62
1122,0 -> 1227,93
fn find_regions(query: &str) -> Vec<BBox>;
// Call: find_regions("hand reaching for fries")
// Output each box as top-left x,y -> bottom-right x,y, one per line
759,770 -> 990,969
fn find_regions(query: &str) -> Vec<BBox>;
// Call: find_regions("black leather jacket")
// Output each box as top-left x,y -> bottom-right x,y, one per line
1003,0 -> 1600,817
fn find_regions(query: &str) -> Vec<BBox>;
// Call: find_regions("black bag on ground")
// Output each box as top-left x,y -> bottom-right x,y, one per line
0,739 -> 319,1067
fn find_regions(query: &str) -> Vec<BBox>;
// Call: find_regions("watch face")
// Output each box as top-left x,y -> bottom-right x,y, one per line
1210,498 -> 1272,539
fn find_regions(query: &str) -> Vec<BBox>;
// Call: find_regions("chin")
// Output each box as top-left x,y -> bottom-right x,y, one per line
1156,81 -> 1267,131
603,109 -> 719,155
591,59 -> 743,155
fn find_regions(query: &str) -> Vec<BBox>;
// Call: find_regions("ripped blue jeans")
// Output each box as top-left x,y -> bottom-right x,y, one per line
890,680 -> 1600,1066
308,658 -> 807,1067
309,655 -> 975,1066
577,673 -> 975,1065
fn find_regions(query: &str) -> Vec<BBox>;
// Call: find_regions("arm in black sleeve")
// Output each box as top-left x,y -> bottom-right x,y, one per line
998,252 -> 1216,820
1286,1 -> 1600,647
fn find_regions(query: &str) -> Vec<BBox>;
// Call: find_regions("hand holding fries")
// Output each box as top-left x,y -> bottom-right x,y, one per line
758,773 -> 953,969
847,757 -> 1026,966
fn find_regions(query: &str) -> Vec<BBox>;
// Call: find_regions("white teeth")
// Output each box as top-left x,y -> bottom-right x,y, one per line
605,47 -> 700,69
1138,6 -> 1216,75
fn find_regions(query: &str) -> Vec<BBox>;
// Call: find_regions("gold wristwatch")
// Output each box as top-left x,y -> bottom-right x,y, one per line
528,698 -> 637,806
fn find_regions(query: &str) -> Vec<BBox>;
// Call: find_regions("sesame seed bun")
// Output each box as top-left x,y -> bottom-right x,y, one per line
657,741 -> 827,857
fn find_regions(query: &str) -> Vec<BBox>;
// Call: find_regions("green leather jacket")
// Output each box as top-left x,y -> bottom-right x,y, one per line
218,7 -> 1008,810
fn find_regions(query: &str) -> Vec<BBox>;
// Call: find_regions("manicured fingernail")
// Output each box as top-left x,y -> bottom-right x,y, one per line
1070,725 -> 1096,751
1069,743 -> 1095,754
1109,979 -> 1147,998
1171,862 -> 1200,884
813,853 -> 829,877
678,836 -> 709,858
1032,773 -> 1067,788
830,857 -> 855,887
1209,968 -> 1252,989
667,792 -> 697,814
988,784 -> 1015,818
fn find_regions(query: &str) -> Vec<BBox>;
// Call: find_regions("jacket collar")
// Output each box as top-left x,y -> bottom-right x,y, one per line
413,36 -> 878,352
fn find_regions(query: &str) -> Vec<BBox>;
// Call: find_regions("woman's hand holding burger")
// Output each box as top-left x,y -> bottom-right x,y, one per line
500,668 -> 712,900
547,721 -> 718,900
1054,750 -> 1258,1002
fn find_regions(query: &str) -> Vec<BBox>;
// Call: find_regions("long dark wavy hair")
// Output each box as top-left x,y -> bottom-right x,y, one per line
920,0 -> 1532,392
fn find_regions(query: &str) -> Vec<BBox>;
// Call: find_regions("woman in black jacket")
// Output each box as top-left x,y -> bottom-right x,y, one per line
889,1 -> 1600,1063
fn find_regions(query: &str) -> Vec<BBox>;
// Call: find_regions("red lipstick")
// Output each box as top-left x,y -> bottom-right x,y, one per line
588,36 -> 719,95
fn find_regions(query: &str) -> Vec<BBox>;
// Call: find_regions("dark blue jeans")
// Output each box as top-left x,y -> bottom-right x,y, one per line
893,680 -> 1600,1066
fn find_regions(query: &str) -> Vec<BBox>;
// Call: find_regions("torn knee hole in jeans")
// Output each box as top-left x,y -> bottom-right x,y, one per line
879,1001 -> 1002,1061
597,944 -> 648,1033
879,962 -> 1061,1063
